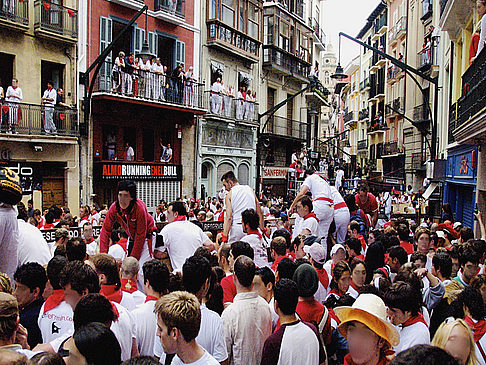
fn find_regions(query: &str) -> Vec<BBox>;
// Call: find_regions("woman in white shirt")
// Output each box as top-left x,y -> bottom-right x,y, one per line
473,0 -> 486,62
5,78 -> 22,134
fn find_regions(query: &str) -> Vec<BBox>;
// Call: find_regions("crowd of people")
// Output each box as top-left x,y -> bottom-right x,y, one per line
2,164 -> 486,364
209,80 -> 257,120
110,52 -> 197,107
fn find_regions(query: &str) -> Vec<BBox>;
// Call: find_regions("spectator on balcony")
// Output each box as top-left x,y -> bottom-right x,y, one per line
472,0 -> 486,63
5,78 -> 22,134
106,131 -> 116,161
125,142 -> 134,161
168,0 -> 177,14
152,58 -> 164,101
169,64 -> 184,104
223,85 -> 234,118
2,0 -> 14,16
236,86 -> 245,120
55,88 -> 72,131
112,52 -> 125,94
124,52 -> 134,96
210,78 -> 223,115
250,91 -> 257,120
244,89 -> 253,120
160,140 -> 172,163
184,66 -> 196,107
141,57 -> 153,99
41,81 -> 57,134
132,57 -> 140,97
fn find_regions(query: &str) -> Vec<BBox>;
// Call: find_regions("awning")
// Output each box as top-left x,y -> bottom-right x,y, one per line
423,182 -> 438,200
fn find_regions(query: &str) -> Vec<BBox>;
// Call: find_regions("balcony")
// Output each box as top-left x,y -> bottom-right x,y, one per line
385,101 -> 394,116
382,140 -> 403,156
264,0 -> 304,20
393,97 -> 404,113
411,152 -> 425,170
387,65 -> 397,84
107,0 -> 143,11
34,0 -> 77,43
367,122 -> 387,134
93,61 -> 206,113
453,47 -> 486,144
413,103 -> 430,130
396,16 -> 406,39
0,103 -> 78,137
372,12 -> 387,40
360,77 -> 370,92
439,0 -> 474,41
344,110 -> 358,127
305,82 -> 329,107
207,20 -> 260,63
421,0 -> 433,21
154,0 -> 185,25
310,18 -> 326,51
204,91 -> 258,125
388,25 -> 396,46
448,101 -> 456,144
261,115 -> 308,141
357,139 -> 368,151
417,43 -> 437,73
0,0 -> 29,31
263,45 -> 311,83
359,108 -> 369,121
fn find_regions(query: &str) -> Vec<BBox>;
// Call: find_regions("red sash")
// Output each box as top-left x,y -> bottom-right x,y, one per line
465,316 -> 486,343
101,285 -> 123,304
334,202 -> 347,210
120,278 -> 137,294
117,238 -> 128,253
402,313 -> 428,328
314,197 -> 333,204
304,212 -> 320,223
145,295 -> 158,303
43,289 -> 65,313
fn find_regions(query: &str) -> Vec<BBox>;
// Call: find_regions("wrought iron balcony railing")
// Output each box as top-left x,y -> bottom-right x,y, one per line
155,0 -> 185,18
204,90 -> 258,122
262,115 -> 308,140
0,0 -> 28,26
34,0 -> 77,39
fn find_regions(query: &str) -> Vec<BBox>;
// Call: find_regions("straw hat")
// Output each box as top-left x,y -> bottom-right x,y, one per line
334,293 -> 400,347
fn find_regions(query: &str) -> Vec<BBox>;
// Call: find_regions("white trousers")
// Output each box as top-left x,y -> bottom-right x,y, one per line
229,223 -> 245,244
334,207 -> 350,245
44,107 -> 56,132
0,206 -> 19,282
314,202 -> 333,255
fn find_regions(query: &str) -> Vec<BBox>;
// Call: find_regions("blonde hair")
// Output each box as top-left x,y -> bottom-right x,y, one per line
432,319 -> 478,365
154,291 -> 201,342
0,273 -> 12,294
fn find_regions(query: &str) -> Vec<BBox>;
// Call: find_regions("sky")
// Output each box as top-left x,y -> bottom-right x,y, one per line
322,0 -> 382,67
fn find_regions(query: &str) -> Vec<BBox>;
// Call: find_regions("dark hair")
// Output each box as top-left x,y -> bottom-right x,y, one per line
472,239 -> 486,258
182,256 -> 212,294
272,229 -> 291,250
234,256 -> 255,288
344,194 -> 358,211
458,286 -> 486,321
460,247 -> 479,266
432,252 -> 452,278
122,356 -> 160,365
330,261 -> 351,291
30,352 -> 65,365
66,238 -> 87,262
17,202 -> 28,221
47,256 -> 68,290
255,266 -> 275,287
221,171 -> 237,182
349,221 -> 361,234
297,196 -> 313,213
73,323 -> 121,365
274,278 -> 298,315
143,260 -> 170,294
59,261 -> 100,295
460,227 -> 474,242
345,237 -> 362,256
118,180 -> 137,200
388,245 -> 408,266
241,209 -> 259,230
271,236 -> 287,256
410,251 -> 427,264
14,262 -> 47,295
358,184 -> 369,193
230,241 -> 254,260
49,205 -> 63,220
277,258 -> 298,280
349,258 -> 366,274
389,344 -> 459,365
90,254 -> 121,288
397,224 -> 410,242
169,201 -> 187,216
384,281 -> 421,316
53,245 -> 66,257
73,293 -> 116,330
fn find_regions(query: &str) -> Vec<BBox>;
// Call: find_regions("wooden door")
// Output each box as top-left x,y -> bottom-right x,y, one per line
42,178 -> 64,209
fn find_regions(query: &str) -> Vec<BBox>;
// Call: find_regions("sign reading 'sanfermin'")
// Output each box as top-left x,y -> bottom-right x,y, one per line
97,163 -> 182,181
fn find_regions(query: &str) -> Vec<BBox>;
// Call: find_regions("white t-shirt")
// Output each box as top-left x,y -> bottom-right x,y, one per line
292,215 -> 304,237
86,240 -> 98,256
230,185 -> 256,224
301,216 -> 319,236
108,243 -> 127,261
302,174 -> 333,203
171,349 -> 220,365
38,300 -> 74,344
42,88 -> 57,106
159,220 -> 208,273
111,302 -> 136,361
155,304 -> 228,363
126,147 -> 135,161
131,290 -> 147,308
120,291 -> 137,312
6,86 -> 23,102
132,299 -> 158,356
394,321 -> 430,354
241,233 -> 269,268
17,219 -> 52,267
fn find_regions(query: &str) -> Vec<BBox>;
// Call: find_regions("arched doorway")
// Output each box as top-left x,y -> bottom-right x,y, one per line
238,163 -> 249,185
201,162 -> 213,201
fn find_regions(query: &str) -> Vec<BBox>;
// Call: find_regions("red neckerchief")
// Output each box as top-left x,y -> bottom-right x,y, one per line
328,308 -> 341,325
111,302 -> 119,321
101,285 -> 123,303
316,268 -> 329,289
120,278 -> 137,294
329,288 -> 346,298
85,237 -> 95,244
145,295 -> 158,303
173,215 -> 186,222
402,313 -> 428,328
117,238 -> 128,253
43,223 -> 54,229
247,230 -> 262,239
344,353 -> 390,365
12,86 -> 18,90
465,316 -> 486,343
350,280 -> 360,292
44,289 -> 65,313
304,212 -> 320,223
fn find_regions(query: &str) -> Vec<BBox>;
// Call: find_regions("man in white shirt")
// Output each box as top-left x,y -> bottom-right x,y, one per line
132,260 -> 170,356
155,291 -> 220,365
240,208 -> 269,268
152,58 -> 164,101
5,78 -> 23,134
16,217 -> 51,267
210,78 -> 223,114
335,166 -> 344,191
120,257 -> 146,307
221,170 -> 263,244
155,255 -> 228,363
158,201 -> 214,273
125,143 -> 135,161
253,266 -> 279,331
330,185 -> 350,245
41,81 -> 57,134
221,256 -> 272,365
294,196 -> 319,237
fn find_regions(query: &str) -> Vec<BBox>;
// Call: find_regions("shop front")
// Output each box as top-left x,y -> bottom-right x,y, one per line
444,145 -> 478,229
262,166 -> 289,197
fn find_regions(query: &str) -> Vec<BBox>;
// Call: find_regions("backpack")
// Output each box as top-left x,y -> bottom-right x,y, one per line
349,208 -> 368,237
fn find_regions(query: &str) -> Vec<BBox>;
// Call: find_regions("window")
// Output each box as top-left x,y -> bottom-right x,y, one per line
0,53 -> 14,96
222,0 -> 235,26
41,61 -> 64,96
238,0 -> 246,31
209,0 -> 219,19
324,71 -> 330,84
280,20 -> 290,52
248,2 -> 259,39
238,164 -> 249,185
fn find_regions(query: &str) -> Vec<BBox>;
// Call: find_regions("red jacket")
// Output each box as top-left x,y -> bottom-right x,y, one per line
99,199 -> 156,260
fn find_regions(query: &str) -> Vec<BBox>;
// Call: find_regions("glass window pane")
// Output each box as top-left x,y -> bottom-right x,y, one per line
238,1 -> 245,31
222,6 -> 234,26
222,0 -> 234,8
249,20 -> 258,39
248,3 -> 258,21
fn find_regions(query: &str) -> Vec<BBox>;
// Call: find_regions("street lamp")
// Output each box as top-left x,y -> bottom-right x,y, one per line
331,36 -> 347,80
136,8 -> 156,63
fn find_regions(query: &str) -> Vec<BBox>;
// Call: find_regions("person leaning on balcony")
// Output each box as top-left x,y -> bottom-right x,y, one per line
210,78 -> 223,114
472,0 -> 486,63
152,58 -> 164,101
124,52 -> 134,96
243,88 -> 252,120
5,78 -> 22,134
42,81 -> 57,134
112,51 -> 125,94
184,66 -> 196,106
223,85 -> 233,117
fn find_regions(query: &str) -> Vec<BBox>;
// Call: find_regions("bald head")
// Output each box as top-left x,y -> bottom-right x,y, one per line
234,255 -> 255,288
121,257 -> 139,279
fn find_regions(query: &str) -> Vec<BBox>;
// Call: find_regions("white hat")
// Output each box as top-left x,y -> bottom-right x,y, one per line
335,293 -> 400,347
453,221 -> 463,230
436,230 -> 445,239
420,222 -> 428,228
330,244 -> 346,257
303,243 -> 326,264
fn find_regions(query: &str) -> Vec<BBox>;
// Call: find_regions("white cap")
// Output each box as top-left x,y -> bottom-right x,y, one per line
436,230 -> 445,239
303,243 -> 326,264
330,244 -> 346,257
453,222 -> 462,230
